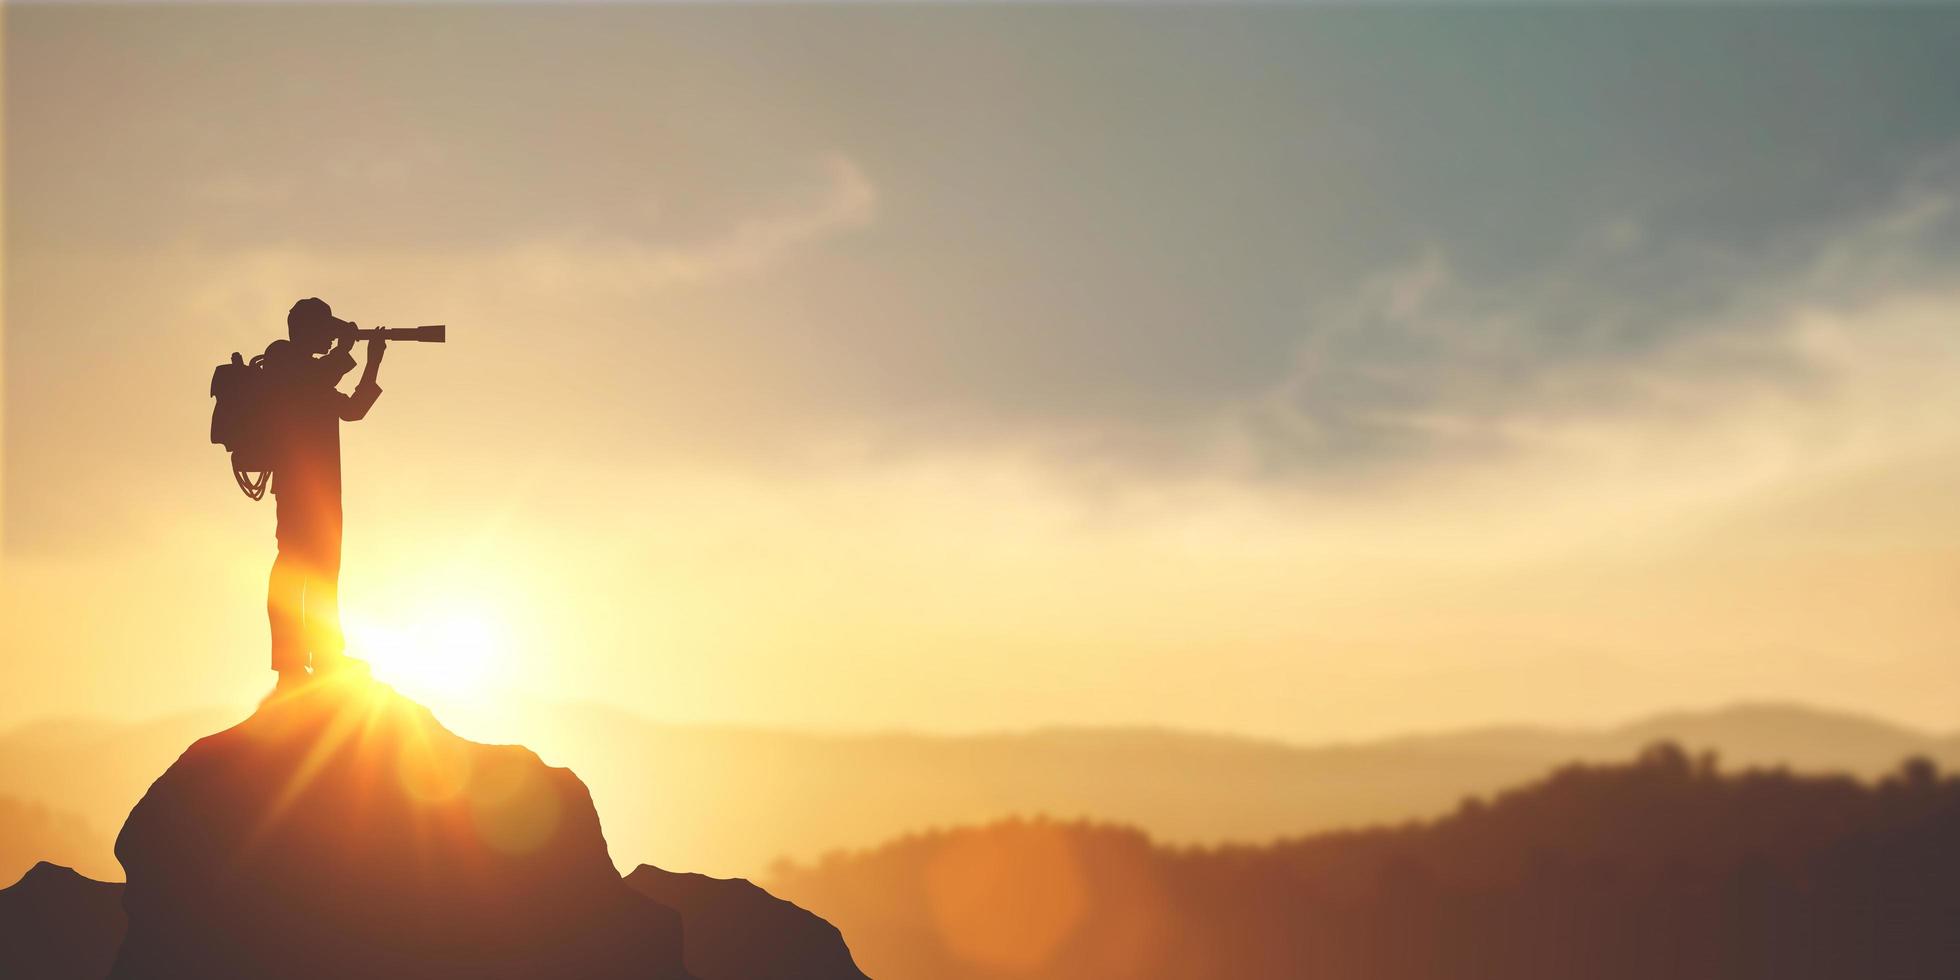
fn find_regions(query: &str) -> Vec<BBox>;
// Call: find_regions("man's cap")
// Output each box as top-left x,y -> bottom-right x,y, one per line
288,297 -> 332,332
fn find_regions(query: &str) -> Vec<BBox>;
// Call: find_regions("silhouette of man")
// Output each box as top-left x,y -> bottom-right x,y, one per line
267,297 -> 384,690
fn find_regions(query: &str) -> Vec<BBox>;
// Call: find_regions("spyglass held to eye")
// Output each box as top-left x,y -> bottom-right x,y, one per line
337,323 -> 446,343
294,317 -> 447,346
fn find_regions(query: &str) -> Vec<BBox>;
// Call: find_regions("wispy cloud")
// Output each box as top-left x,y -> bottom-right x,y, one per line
1219,147 -> 1960,500
501,153 -> 876,293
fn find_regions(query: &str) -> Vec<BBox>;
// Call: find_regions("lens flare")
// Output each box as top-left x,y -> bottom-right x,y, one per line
343,602 -> 511,710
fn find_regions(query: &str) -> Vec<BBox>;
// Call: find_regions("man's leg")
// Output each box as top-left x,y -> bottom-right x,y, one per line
304,503 -> 348,671
268,547 -> 307,675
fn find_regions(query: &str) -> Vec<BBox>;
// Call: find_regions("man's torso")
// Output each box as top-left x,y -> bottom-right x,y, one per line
267,346 -> 357,503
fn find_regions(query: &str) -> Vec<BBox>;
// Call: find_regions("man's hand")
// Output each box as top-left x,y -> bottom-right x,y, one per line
358,337 -> 386,391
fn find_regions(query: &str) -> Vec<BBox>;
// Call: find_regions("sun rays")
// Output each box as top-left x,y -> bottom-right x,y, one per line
244,675 -> 564,876
342,601 -> 513,712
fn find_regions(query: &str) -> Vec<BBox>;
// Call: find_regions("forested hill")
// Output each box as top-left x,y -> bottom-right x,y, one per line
769,744 -> 1960,980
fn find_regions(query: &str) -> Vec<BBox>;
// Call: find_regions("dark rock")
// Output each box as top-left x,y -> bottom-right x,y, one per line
109,676 -> 689,979
627,866 -> 869,980
0,862 -> 126,980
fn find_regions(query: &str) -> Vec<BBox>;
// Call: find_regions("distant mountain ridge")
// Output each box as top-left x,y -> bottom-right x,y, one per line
1381,701 -> 1954,771
3,700 -> 1952,883
0,797 -> 117,886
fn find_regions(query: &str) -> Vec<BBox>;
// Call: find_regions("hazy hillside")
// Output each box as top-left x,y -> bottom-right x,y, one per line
0,710 -> 233,864
767,747 -> 1960,980
0,796 -> 117,886
520,701 -> 1960,878
2,700 -> 1953,880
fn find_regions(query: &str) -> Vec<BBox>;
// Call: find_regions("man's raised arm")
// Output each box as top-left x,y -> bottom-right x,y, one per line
338,338 -> 386,422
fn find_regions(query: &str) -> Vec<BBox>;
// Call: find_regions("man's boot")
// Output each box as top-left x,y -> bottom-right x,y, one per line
310,636 -> 369,679
273,667 -> 311,695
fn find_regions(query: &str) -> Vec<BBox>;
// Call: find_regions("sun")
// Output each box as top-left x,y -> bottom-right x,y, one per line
342,601 -> 512,709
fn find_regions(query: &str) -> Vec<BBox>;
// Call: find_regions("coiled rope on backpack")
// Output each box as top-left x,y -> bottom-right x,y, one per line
235,466 -> 270,501
212,349 -> 277,501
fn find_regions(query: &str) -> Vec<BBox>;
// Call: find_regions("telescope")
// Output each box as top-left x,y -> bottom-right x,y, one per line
342,323 -> 446,343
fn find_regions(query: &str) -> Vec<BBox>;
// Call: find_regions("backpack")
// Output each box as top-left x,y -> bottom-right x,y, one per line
210,342 -> 287,500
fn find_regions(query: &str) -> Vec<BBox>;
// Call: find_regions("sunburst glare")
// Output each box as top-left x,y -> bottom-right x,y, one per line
342,601 -> 512,712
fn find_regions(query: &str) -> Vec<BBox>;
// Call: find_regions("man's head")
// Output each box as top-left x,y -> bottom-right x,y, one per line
287,297 -> 342,354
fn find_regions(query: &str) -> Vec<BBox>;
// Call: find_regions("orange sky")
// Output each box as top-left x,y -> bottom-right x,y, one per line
6,5 -> 1960,741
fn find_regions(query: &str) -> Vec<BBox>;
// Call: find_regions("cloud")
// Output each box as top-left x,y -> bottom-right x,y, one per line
1216,147 -> 1960,498
497,153 -> 877,295
192,136 -> 454,209
154,151 -> 877,348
